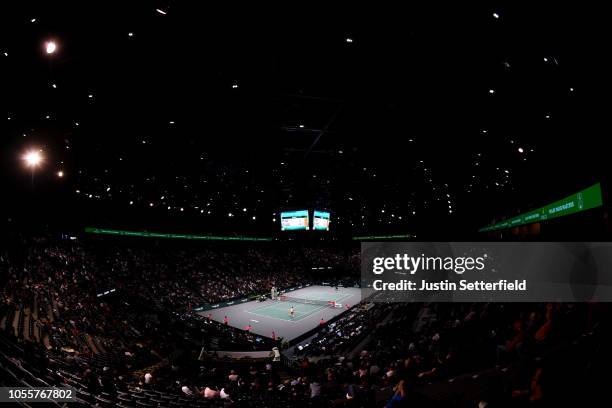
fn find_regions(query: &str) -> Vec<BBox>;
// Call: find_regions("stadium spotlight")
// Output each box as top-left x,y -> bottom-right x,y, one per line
23,150 -> 43,167
45,40 -> 57,54
23,149 -> 43,186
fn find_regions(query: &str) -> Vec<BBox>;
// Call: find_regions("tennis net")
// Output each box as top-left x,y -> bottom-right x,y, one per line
279,295 -> 334,306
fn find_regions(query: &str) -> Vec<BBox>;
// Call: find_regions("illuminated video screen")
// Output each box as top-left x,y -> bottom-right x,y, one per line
280,210 -> 309,231
313,210 -> 331,231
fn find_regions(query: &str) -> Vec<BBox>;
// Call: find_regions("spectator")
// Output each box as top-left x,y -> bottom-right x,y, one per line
386,380 -> 408,408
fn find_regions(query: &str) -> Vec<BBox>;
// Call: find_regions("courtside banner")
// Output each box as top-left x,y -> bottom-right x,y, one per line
361,242 -> 612,302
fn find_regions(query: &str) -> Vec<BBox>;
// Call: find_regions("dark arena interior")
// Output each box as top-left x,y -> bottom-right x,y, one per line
1,2 -> 612,407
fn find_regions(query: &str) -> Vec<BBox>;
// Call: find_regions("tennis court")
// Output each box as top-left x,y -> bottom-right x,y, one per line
202,285 -> 362,341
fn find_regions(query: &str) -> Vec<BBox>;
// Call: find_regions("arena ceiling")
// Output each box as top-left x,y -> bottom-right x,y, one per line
0,2 -> 608,236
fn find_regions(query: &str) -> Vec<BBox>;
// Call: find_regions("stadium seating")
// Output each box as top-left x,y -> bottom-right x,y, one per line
0,237 -> 608,407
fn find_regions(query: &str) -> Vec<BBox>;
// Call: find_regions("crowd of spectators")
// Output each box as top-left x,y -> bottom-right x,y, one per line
0,235 -> 357,360
289,301 -> 608,406
0,235 -> 609,407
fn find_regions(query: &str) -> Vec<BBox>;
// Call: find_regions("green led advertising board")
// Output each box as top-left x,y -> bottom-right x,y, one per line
85,228 -> 272,241
479,183 -> 603,232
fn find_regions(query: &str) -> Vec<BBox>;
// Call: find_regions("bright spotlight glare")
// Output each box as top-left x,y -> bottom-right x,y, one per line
45,41 -> 57,54
24,150 -> 43,167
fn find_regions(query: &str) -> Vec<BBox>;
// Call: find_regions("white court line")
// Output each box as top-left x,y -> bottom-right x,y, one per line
249,309 -> 322,322
249,301 -> 322,314
246,310 -> 301,323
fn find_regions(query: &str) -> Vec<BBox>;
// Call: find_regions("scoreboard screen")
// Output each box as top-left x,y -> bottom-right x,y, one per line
280,210 -> 309,231
313,210 -> 331,231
